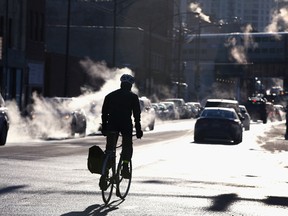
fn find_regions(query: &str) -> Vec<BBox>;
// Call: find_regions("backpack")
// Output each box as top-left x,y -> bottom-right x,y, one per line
87,145 -> 104,174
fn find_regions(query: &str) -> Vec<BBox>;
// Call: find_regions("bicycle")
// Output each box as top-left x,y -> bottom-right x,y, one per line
99,133 -> 132,204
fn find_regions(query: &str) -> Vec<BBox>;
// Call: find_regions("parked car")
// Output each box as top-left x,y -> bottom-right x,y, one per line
186,102 -> 202,118
152,103 -> 169,120
182,103 -> 193,119
29,97 -> 87,138
161,101 -> 180,120
139,97 -> 156,130
165,98 -> 186,119
239,105 -> 251,130
0,94 -> 9,146
194,107 -> 243,144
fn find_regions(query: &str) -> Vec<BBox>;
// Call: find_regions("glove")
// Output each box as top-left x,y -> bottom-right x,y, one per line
135,122 -> 143,139
136,129 -> 143,139
100,123 -> 107,136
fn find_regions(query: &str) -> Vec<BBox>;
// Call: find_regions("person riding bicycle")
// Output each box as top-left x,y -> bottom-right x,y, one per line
101,74 -> 143,179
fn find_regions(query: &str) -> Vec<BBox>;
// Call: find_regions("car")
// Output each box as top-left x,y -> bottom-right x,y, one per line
204,98 -> 245,123
139,97 -> 156,130
29,97 -> 87,138
165,98 -> 187,119
186,102 -> 202,118
152,103 -> 169,120
239,105 -> 251,130
194,107 -> 243,144
0,93 -> 9,146
205,98 -> 241,114
244,96 -> 268,124
160,101 -> 180,120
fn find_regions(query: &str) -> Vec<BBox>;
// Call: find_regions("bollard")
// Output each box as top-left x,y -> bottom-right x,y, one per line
285,105 -> 288,140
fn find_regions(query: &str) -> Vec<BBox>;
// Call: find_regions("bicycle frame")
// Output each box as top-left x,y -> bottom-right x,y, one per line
100,132 -> 132,204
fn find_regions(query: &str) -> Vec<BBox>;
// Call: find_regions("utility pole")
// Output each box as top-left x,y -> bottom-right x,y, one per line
112,0 -> 117,67
64,0 -> 71,96
2,0 -> 9,99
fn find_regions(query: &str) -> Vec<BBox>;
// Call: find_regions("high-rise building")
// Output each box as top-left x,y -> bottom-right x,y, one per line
186,0 -> 279,32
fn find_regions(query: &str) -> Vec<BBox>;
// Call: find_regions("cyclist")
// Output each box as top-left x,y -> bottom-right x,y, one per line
101,74 -> 143,179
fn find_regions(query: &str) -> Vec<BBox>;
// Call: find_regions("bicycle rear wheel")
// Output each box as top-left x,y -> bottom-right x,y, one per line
116,157 -> 132,199
100,155 -> 114,204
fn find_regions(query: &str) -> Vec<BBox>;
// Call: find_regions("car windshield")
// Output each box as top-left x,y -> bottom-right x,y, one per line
201,109 -> 236,119
206,101 -> 240,113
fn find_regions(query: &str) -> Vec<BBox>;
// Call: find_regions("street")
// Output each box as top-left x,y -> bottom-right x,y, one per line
1,119 -> 288,215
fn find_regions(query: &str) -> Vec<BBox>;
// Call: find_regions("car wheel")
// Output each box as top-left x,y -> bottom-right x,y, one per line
194,135 -> 202,143
0,124 -> 8,146
234,134 -> 242,144
245,124 -> 250,131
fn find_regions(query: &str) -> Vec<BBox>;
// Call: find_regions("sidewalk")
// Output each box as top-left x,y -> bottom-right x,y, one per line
258,122 -> 288,153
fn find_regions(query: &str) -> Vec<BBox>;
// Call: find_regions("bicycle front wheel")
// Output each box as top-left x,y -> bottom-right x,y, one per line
116,157 -> 132,199
100,155 -> 114,204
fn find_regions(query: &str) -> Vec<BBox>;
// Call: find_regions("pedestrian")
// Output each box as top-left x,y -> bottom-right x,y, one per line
101,74 -> 143,178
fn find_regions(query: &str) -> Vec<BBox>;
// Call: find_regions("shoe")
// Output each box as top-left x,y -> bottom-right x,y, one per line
121,164 -> 131,179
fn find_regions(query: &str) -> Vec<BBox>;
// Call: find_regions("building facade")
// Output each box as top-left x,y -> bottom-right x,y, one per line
188,0 -> 278,32
45,0 -> 175,99
0,0 -> 45,109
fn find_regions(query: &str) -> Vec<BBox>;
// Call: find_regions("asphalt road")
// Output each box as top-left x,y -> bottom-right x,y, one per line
1,119 -> 288,215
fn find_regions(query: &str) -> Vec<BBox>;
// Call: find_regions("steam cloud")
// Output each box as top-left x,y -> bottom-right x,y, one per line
265,7 -> 288,33
6,60 -> 136,142
225,24 -> 256,64
189,3 -> 211,23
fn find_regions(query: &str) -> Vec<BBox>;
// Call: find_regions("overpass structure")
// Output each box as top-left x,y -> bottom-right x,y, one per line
183,32 -> 288,102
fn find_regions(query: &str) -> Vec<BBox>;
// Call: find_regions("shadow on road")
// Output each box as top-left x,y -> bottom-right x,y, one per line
207,193 -> 288,212
60,199 -> 125,216
208,193 -> 238,211
0,185 -> 28,195
59,189 -> 288,215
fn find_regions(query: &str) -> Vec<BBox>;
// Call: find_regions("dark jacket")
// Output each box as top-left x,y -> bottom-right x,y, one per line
101,87 -> 141,135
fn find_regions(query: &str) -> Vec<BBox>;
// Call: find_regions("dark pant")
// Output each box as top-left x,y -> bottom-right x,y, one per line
106,131 -> 133,161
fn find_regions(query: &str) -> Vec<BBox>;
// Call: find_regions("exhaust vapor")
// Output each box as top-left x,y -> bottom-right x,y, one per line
6,60 -> 137,142
189,3 -> 211,23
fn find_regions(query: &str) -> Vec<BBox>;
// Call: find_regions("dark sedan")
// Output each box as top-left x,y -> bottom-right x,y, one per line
194,107 -> 243,144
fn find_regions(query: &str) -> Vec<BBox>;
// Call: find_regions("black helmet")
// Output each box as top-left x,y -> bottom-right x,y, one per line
120,74 -> 135,84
